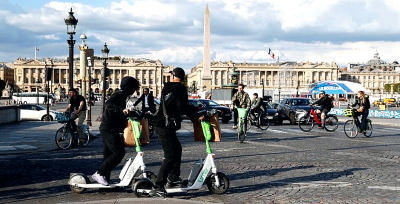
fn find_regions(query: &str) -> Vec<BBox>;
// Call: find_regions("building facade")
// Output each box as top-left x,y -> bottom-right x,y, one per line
341,51 -> 400,94
0,63 -> 14,85
188,60 -> 340,96
13,57 -> 174,98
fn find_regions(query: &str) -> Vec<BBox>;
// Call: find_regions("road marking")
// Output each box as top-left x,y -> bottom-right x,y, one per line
0,145 -> 37,151
318,136 -> 400,145
270,181 -> 352,190
368,186 -> 400,191
267,129 -> 287,133
221,129 -> 237,133
0,146 -> 17,151
214,147 -> 257,152
246,141 -> 308,151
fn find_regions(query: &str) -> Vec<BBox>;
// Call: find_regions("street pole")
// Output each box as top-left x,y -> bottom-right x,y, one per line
278,86 -> 281,103
36,80 -> 39,105
45,79 -> 50,121
97,43 -> 109,122
87,66 -> 92,126
65,8 -> 78,91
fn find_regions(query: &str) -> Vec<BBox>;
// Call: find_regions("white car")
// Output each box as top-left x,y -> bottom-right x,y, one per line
19,104 -> 59,121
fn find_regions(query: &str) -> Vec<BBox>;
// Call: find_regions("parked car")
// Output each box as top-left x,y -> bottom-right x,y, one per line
278,98 -> 318,124
19,104 -> 59,121
262,101 -> 281,125
188,99 -> 232,123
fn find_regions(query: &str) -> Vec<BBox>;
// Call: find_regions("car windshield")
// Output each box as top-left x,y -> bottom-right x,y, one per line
35,105 -> 46,110
290,99 -> 312,106
200,100 -> 219,106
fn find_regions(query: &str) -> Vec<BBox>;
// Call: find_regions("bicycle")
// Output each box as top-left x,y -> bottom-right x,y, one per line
343,109 -> 373,138
298,105 -> 339,132
236,107 -> 249,143
55,112 -> 91,150
247,110 -> 269,131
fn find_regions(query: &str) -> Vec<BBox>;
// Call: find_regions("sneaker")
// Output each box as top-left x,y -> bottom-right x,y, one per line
166,177 -> 187,188
232,125 -> 238,129
92,172 -> 109,186
362,130 -> 367,134
149,186 -> 167,197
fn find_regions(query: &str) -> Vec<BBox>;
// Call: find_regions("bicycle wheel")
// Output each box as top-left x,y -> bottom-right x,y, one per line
237,120 -> 246,143
298,115 -> 314,132
55,126 -> 73,149
81,128 -> 90,147
324,115 -> 338,132
246,116 -> 251,131
364,120 -> 373,137
344,120 -> 358,138
258,115 -> 269,130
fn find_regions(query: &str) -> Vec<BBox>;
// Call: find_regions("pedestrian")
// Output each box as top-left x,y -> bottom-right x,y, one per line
149,67 -> 198,197
230,84 -> 251,129
65,89 -> 87,144
92,76 -> 140,186
134,88 -> 156,115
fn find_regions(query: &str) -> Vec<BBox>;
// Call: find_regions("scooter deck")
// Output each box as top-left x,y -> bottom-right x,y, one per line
70,183 -> 126,188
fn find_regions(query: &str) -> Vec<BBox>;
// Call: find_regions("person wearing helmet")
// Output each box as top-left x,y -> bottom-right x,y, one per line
311,91 -> 333,129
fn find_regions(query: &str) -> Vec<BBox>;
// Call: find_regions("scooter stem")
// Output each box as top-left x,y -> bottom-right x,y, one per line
129,118 -> 141,152
201,121 -> 212,154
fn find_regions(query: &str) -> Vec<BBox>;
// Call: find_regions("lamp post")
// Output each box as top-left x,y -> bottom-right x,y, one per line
278,86 -> 281,103
44,61 -> 51,121
98,43 -> 109,122
296,80 -> 300,97
64,8 -> 78,90
36,79 -> 41,105
260,79 -> 264,98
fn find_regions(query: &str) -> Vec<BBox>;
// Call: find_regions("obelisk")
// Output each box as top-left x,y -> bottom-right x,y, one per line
202,4 -> 212,91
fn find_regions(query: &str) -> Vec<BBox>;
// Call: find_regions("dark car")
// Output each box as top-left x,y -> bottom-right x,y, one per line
262,101 -> 281,125
188,99 -> 232,123
278,98 -> 318,124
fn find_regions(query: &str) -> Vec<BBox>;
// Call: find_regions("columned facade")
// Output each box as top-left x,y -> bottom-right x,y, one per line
188,60 -> 340,95
13,57 -> 173,98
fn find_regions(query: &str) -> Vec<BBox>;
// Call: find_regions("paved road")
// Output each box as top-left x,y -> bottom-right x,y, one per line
1,102 -> 400,203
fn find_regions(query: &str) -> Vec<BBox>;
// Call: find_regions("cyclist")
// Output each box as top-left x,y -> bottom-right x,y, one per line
311,91 -> 333,129
65,88 -> 87,144
250,93 -> 267,127
351,91 -> 370,134
230,84 -> 251,129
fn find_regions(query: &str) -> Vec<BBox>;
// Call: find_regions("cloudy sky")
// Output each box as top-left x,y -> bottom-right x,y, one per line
1,0 -> 400,70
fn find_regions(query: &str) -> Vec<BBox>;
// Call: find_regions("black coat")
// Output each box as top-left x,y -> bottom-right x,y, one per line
134,93 -> 156,113
352,96 -> 370,113
312,95 -> 333,109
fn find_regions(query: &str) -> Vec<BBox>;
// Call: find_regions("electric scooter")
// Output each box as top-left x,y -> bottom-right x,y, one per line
68,113 -> 156,193
132,109 -> 230,197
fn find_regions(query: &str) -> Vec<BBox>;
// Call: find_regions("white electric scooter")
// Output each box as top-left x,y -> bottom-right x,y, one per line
69,115 -> 156,193
132,109 -> 230,197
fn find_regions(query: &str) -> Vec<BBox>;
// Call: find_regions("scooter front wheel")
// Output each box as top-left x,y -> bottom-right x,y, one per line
69,174 -> 90,194
206,172 -> 229,194
137,171 -> 157,183
133,179 -> 153,197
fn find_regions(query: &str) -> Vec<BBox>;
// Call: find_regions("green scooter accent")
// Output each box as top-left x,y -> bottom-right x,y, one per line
200,121 -> 212,154
129,118 -> 142,153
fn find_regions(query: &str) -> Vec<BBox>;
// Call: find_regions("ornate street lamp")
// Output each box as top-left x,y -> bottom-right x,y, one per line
64,8 -> 78,90
98,43 -> 110,122
260,79 -> 264,98
278,86 -> 281,103
44,61 -> 52,121
36,79 -> 41,105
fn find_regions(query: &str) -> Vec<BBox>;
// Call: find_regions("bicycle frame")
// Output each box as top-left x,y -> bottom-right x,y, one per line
309,109 -> 322,125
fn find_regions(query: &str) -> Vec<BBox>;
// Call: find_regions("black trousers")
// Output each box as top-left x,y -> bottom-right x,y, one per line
354,111 -> 369,131
154,126 -> 182,186
98,127 -> 125,182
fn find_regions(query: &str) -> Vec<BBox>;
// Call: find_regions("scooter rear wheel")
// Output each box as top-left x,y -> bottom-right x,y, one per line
70,174 -> 89,194
206,172 -> 229,194
133,179 -> 153,197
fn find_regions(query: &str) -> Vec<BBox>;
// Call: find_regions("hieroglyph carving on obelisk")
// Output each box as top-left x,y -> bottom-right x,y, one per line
202,5 -> 212,89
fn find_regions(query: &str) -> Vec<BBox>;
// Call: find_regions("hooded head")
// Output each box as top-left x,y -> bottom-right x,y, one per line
120,76 -> 140,95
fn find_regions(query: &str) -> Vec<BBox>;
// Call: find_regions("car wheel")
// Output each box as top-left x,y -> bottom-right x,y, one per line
222,118 -> 230,123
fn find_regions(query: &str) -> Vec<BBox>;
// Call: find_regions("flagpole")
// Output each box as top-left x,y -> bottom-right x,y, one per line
35,47 -> 37,60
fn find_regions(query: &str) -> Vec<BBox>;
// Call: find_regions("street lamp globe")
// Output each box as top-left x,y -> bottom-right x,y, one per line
102,43 -> 110,59
64,8 -> 78,35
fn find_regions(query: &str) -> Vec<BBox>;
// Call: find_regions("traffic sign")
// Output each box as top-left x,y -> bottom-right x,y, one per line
99,81 -> 109,89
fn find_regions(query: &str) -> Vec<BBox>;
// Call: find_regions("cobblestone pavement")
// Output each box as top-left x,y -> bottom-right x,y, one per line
1,104 -> 400,203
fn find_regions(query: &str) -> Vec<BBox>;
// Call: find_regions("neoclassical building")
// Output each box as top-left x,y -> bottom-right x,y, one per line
0,63 -> 14,85
188,60 -> 340,96
13,57 -> 174,98
341,51 -> 400,94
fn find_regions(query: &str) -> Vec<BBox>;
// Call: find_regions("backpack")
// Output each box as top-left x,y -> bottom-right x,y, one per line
329,96 -> 334,108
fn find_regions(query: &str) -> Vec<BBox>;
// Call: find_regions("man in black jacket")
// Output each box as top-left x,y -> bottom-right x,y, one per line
149,67 -> 197,197
133,88 -> 156,114
312,91 -> 333,129
250,93 -> 267,126
92,76 -> 140,186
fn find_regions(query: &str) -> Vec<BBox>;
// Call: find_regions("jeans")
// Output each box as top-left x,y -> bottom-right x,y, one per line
97,127 -> 125,182
154,126 -> 182,186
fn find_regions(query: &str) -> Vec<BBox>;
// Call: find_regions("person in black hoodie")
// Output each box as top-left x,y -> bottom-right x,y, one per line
351,91 -> 370,134
311,91 -> 333,129
92,76 -> 140,186
149,67 -> 198,197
